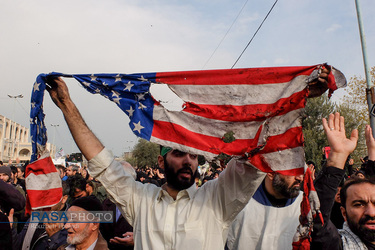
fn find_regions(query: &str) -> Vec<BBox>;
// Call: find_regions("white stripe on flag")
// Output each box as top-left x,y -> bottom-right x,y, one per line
150,137 -> 218,160
26,172 -> 61,190
153,106 -> 303,140
262,146 -> 306,172
168,75 -> 307,105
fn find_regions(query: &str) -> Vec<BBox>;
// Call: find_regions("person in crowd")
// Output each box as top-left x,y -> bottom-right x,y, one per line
311,112 -> 375,249
56,165 -> 68,181
0,173 -> 26,249
0,165 -> 26,233
101,161 -> 135,250
81,168 -> 89,180
66,175 -> 88,207
86,180 -> 107,202
353,169 -> 366,179
0,166 -> 12,183
16,165 -> 25,179
10,165 -> 26,192
61,196 -> 108,250
12,181 -> 70,250
330,178 -> 346,229
46,73 -> 269,249
66,165 -> 79,177
136,170 -> 160,186
226,171 -> 304,249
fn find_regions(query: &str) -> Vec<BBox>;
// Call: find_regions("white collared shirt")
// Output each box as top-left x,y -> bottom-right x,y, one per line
89,148 -> 265,250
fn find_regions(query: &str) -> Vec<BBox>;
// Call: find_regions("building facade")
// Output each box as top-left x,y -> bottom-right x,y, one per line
0,115 -> 56,163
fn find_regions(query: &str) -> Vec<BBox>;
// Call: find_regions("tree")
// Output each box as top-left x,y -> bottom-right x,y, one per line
339,66 -> 374,167
303,93 -> 335,170
126,139 -> 159,168
303,67 -> 375,171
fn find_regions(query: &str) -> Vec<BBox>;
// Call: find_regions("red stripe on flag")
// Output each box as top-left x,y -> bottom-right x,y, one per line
183,90 -> 308,122
27,187 -> 62,209
25,156 -> 57,177
155,66 -> 317,85
259,127 -> 304,154
152,120 -> 302,157
152,120 -> 261,156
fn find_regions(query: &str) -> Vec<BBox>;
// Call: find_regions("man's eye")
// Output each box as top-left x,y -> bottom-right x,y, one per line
353,203 -> 364,207
190,154 -> 197,159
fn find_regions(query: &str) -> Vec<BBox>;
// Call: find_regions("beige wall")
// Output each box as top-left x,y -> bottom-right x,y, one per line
0,115 -> 56,163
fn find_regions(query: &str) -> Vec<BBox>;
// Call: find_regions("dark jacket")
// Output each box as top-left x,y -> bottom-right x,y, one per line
311,166 -> 345,250
100,198 -> 133,250
12,221 -> 68,250
0,179 -> 26,249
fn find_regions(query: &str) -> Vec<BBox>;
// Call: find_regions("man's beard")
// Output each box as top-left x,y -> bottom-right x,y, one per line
164,160 -> 198,191
347,214 -> 375,243
67,224 -> 90,245
272,174 -> 301,199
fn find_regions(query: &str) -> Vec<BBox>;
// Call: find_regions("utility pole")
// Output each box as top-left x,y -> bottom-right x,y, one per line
355,0 -> 375,136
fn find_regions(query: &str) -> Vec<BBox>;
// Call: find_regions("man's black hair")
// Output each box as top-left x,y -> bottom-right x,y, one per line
340,177 -> 375,208
306,160 -> 316,167
10,166 -> 17,175
66,174 -> 87,197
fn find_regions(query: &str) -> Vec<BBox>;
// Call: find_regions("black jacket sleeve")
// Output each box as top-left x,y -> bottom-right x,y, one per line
363,160 -> 375,177
0,179 -> 26,213
311,166 -> 345,250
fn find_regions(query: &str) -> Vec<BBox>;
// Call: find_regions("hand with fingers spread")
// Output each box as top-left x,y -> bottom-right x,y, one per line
365,125 -> 375,161
322,112 -> 358,169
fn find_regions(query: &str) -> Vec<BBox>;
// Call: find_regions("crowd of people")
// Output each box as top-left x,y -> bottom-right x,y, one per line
1,69 -> 375,249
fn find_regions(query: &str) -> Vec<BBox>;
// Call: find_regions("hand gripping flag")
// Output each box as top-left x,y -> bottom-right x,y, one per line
30,64 -> 346,176
292,167 -> 324,249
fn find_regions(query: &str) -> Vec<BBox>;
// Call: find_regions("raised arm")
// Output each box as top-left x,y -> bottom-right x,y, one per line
46,77 -> 104,161
361,125 -> 375,177
311,112 -> 358,250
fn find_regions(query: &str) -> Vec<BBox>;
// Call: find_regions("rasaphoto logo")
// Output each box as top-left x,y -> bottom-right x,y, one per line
30,211 -> 113,223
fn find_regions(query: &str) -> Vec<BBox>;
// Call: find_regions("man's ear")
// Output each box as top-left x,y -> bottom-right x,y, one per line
340,206 -> 347,222
158,155 -> 165,170
61,195 -> 69,206
266,172 -> 276,181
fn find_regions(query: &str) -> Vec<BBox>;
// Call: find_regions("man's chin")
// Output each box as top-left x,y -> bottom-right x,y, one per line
178,173 -> 192,180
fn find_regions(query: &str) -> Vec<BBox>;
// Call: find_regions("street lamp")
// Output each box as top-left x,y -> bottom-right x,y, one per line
7,94 -> 23,159
51,124 -> 59,158
51,124 -> 59,147
7,94 -> 24,122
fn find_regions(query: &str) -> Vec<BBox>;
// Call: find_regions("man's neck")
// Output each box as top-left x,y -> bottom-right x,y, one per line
163,183 -> 179,200
263,179 -> 288,207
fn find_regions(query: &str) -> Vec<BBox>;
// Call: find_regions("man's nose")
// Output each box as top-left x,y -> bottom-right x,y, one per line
182,154 -> 195,165
365,203 -> 375,217
295,174 -> 304,181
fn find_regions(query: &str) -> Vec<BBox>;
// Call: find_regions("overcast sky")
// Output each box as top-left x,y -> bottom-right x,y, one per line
1,0 -> 374,157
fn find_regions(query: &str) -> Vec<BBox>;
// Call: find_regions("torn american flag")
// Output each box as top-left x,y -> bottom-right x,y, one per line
30,64 -> 346,175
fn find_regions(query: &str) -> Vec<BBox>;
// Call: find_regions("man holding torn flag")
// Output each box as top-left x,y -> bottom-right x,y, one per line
30,64 -> 343,249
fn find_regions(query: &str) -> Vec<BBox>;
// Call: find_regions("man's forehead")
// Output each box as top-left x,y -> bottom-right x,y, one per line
347,183 -> 375,201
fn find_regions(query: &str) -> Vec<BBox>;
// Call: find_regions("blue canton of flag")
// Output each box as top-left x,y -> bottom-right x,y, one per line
30,72 -> 158,162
